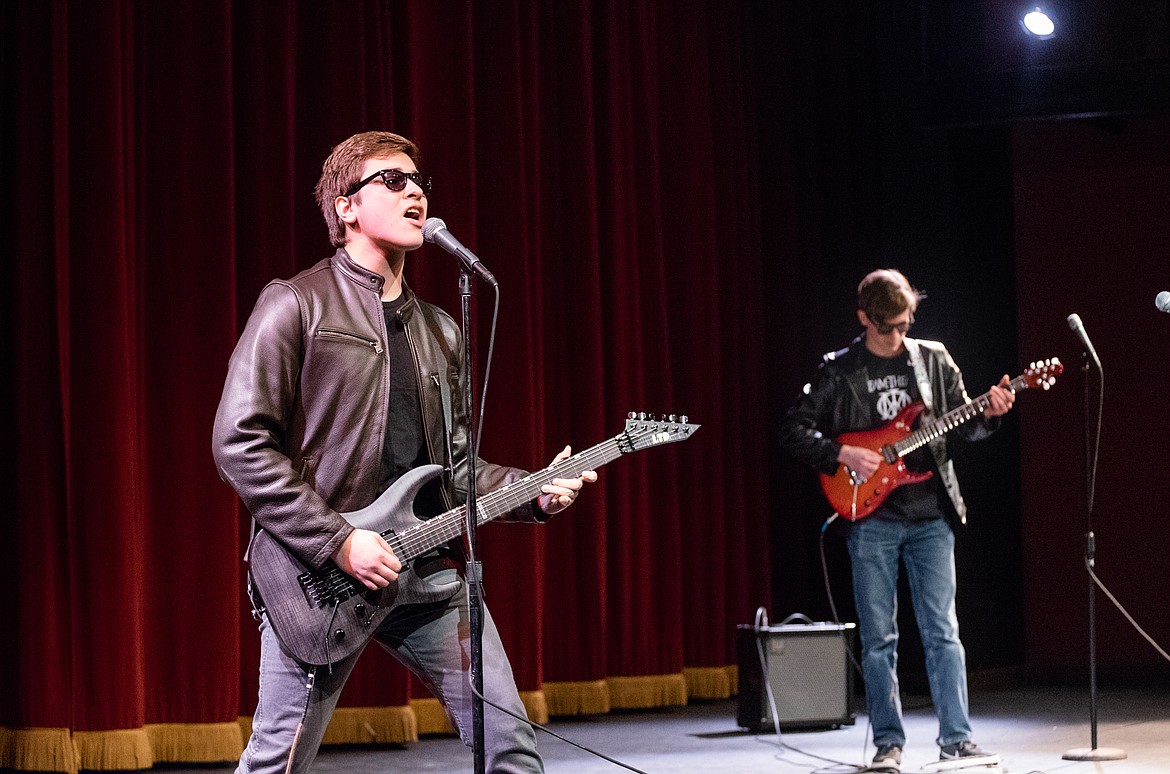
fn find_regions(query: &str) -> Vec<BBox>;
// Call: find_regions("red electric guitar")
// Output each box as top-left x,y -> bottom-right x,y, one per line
820,358 -> 1062,521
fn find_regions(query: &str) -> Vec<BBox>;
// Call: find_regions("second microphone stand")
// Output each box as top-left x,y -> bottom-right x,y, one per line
1062,347 -> 1125,762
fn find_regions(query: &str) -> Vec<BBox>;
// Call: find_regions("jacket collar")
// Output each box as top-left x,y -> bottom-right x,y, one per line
333,247 -> 419,322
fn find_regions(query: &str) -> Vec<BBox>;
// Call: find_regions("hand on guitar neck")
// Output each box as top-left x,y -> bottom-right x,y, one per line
983,374 -> 1015,417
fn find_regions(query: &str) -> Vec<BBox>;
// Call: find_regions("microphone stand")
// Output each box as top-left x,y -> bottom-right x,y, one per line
459,270 -> 487,774
1062,350 -> 1125,762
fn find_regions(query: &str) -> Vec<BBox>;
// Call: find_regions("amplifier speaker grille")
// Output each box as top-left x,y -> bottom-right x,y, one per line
736,622 -> 856,731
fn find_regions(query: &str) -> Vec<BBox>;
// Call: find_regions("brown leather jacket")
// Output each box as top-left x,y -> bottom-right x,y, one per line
212,248 -> 536,570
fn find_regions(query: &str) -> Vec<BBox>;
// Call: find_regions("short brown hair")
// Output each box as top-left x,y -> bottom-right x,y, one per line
857,269 -> 924,322
315,131 -> 421,247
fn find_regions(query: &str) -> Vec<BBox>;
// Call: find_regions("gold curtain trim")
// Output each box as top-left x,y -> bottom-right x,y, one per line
726,664 -> 739,695
606,673 -> 688,709
519,689 -> 549,725
682,666 -> 732,699
319,705 -> 417,745
144,722 -> 243,763
409,699 -> 454,735
542,679 -> 611,716
0,726 -> 79,774
72,727 -> 153,771
410,689 -> 547,736
237,715 -> 252,745
1,670 -> 732,771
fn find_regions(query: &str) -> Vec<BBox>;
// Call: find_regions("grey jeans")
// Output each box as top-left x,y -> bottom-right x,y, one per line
237,571 -> 543,774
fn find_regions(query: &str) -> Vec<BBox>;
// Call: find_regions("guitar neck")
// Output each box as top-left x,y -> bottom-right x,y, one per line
385,436 -> 626,561
893,373 -> 1028,457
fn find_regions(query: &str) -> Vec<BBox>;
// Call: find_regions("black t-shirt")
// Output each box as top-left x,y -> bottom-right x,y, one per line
858,348 -> 949,523
379,296 -> 444,520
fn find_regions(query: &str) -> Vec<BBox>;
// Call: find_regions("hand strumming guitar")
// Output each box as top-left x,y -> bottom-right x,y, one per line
838,444 -> 882,480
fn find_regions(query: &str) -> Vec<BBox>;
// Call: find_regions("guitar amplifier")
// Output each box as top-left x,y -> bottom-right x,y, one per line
736,620 -> 856,731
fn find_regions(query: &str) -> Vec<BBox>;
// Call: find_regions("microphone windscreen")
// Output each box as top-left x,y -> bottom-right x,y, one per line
422,217 -> 447,243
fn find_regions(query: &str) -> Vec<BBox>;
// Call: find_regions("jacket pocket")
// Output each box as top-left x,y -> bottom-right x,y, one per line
315,327 -> 384,355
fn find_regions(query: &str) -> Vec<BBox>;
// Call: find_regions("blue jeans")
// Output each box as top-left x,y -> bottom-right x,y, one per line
237,570 -> 542,774
847,517 -> 973,748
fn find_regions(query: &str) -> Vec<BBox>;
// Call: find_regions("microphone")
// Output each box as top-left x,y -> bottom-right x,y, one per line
1066,313 -> 1101,369
422,218 -> 497,286
1156,291 -> 1170,313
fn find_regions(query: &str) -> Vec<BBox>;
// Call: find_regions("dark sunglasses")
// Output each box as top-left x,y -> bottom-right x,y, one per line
345,169 -> 433,197
873,315 -> 913,335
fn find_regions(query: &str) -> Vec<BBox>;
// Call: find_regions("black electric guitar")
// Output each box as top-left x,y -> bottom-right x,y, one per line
249,413 -> 699,666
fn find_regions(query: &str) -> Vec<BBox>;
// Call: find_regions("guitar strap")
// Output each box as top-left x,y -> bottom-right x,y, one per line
904,337 -> 967,523
904,338 -> 935,413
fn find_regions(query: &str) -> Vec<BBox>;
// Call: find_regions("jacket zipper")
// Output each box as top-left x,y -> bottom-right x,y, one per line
316,327 -> 384,354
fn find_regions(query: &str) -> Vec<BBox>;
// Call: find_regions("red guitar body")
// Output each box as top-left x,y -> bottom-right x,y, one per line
819,401 -> 933,521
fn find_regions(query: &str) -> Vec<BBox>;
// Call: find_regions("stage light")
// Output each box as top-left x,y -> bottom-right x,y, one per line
1021,7 -> 1056,39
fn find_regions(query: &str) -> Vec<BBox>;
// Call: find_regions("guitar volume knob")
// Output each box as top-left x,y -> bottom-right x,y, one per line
334,629 -> 346,641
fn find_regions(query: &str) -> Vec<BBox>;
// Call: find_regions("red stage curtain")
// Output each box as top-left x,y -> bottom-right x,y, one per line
2,0 -> 771,767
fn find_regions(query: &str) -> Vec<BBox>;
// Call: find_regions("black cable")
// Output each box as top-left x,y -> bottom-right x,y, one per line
752,606 -> 868,772
463,285 -> 648,773
1088,563 -> 1170,663
817,517 -> 874,770
469,680 -> 651,774
470,279 -> 499,463
818,516 -> 865,682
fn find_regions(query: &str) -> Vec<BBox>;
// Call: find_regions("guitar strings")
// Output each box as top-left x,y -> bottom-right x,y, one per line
301,433 -> 628,605
390,437 -> 624,559
893,374 -> 1029,456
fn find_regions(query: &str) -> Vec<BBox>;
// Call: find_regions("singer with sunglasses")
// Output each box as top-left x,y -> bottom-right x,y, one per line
213,131 -> 596,774
778,269 -> 1014,773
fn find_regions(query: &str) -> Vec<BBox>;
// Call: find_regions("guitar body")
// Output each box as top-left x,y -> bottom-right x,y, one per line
249,464 -> 459,666
819,401 -> 933,521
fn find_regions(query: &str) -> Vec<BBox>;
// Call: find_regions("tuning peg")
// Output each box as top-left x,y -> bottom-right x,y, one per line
669,414 -> 678,423
638,412 -> 647,420
679,415 -> 689,424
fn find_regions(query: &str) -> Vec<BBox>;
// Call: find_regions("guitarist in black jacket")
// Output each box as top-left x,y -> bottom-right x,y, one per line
778,269 -> 1013,772
213,131 -> 596,774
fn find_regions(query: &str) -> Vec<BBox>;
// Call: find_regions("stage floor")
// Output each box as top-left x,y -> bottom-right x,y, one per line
168,684 -> 1169,774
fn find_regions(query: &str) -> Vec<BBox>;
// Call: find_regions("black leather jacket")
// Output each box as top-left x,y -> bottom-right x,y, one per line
212,248 -> 535,570
778,335 -> 998,524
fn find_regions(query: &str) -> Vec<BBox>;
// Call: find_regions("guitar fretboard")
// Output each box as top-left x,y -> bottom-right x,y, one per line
892,374 -> 1029,457
385,435 -> 629,560
302,435 -> 631,606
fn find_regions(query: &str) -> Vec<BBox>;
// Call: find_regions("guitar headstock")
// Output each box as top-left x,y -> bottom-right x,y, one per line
1023,358 -> 1063,390
619,412 -> 701,452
